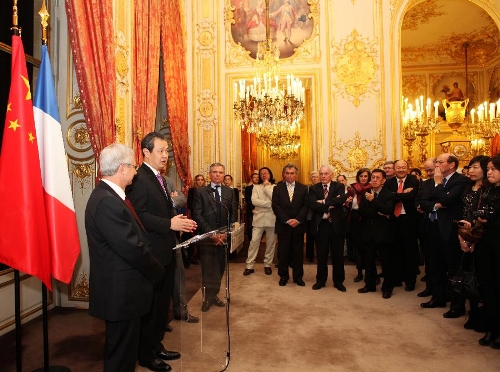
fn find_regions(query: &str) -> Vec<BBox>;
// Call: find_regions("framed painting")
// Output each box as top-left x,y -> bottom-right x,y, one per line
230,0 -> 313,59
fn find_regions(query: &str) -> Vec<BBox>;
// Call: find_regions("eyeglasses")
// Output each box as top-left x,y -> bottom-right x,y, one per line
123,163 -> 139,171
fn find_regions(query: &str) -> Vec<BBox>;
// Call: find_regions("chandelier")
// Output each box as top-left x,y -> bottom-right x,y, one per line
233,0 -> 304,159
401,96 -> 440,166
467,100 -> 500,155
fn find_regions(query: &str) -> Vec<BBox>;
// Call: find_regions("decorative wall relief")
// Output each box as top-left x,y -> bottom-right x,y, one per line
331,30 -> 379,107
197,19 -> 217,57
328,132 -> 385,176
71,161 -> 95,196
70,269 -> 89,301
196,90 -> 218,130
67,121 -> 91,152
402,74 -> 427,101
224,0 -> 320,67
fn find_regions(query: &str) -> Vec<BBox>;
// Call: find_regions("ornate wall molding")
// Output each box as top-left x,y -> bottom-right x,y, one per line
331,29 -> 379,107
328,132 -> 385,177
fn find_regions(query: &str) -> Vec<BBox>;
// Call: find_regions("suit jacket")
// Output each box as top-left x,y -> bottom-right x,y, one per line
244,184 -> 255,215
272,181 -> 309,234
359,186 -> 395,243
308,181 -> 348,235
250,183 -> 276,227
192,184 -> 238,233
385,174 -> 420,220
420,172 -> 469,242
85,181 -> 164,322
126,164 -> 177,265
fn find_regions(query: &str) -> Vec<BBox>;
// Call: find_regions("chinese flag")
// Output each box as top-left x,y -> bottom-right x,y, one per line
0,35 -> 52,290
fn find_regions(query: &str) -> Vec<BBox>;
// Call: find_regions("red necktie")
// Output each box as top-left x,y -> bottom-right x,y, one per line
394,179 -> 403,217
125,197 -> 145,230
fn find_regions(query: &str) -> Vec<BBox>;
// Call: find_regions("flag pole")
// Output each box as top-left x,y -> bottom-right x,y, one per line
32,2 -> 71,372
10,4 -> 25,372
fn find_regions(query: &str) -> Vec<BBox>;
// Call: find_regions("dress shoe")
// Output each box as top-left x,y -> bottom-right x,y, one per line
417,288 -> 432,297
212,296 -> 225,307
420,300 -> 447,308
353,274 -> 364,282
165,325 -> 172,332
358,286 -> 376,293
174,313 -> 199,323
201,301 -> 212,312
312,282 -> 325,290
243,268 -> 254,276
264,267 -> 272,275
479,331 -> 496,346
334,283 -> 347,292
443,309 -> 465,319
157,348 -> 181,361
139,358 -> 172,371
382,292 -> 392,299
405,285 -> 415,292
294,279 -> 305,286
279,278 -> 288,286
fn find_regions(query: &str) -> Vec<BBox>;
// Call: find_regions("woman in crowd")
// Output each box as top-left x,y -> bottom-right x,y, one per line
470,155 -> 500,349
347,168 -> 372,282
456,155 -> 490,331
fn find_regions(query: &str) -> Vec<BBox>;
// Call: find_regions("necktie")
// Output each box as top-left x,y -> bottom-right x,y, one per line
213,185 -> 222,225
394,179 -> 403,217
124,197 -> 145,230
443,177 -> 447,186
156,173 -> 167,195
323,184 -> 331,221
323,184 -> 329,199
287,183 -> 293,202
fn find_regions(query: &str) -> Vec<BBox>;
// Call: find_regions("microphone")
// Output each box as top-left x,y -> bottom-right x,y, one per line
206,187 -> 232,231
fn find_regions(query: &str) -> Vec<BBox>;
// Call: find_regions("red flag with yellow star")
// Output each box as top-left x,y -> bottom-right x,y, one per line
0,35 -> 52,290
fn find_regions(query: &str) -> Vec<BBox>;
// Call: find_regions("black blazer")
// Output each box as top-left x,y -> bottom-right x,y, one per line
308,181 -> 348,235
359,186 -> 395,243
244,184 -> 255,215
272,181 -> 309,234
420,172 -> 469,242
85,181 -> 164,322
385,174 -> 420,219
192,184 -> 238,233
126,164 -> 177,266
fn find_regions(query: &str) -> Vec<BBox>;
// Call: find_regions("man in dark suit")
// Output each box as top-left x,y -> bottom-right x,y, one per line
192,162 -> 238,312
385,159 -> 420,291
420,153 -> 470,318
309,165 -> 349,291
272,163 -> 309,286
85,144 -> 164,372
358,169 -> 396,298
127,132 -> 197,372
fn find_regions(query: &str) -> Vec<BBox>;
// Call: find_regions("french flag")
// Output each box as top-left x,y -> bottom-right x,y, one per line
33,45 -> 80,285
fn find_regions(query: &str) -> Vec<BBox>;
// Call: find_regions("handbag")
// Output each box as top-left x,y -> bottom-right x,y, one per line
447,253 -> 480,301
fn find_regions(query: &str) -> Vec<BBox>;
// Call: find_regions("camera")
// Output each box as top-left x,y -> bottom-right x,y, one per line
472,206 -> 495,219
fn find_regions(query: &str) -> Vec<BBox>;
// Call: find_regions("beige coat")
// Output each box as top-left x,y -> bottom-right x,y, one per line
251,183 -> 276,227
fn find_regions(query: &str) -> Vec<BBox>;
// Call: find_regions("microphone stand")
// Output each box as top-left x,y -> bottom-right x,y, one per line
207,188 -> 231,371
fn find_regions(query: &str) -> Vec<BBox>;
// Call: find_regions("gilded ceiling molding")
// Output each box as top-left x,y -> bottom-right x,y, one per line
402,0 -> 443,31
402,74 -> 427,100
328,132 -> 385,177
196,89 -> 218,130
223,0 -> 321,67
331,29 -> 380,107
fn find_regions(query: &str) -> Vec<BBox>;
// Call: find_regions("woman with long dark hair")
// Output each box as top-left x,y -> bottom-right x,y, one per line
456,155 -> 490,331
347,168 -> 372,282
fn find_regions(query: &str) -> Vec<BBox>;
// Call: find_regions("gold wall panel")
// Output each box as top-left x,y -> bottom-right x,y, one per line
331,29 -> 379,107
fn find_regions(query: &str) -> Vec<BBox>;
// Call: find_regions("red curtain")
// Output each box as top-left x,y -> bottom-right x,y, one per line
65,0 -> 116,164
491,134 -> 500,156
160,0 -> 192,194
133,0 -> 162,164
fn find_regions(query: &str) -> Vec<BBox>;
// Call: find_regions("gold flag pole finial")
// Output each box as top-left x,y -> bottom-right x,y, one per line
39,0 -> 50,46
11,0 -> 21,36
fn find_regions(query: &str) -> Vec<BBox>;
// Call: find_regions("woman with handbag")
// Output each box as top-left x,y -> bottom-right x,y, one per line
466,155 -> 500,349
456,155 -> 490,331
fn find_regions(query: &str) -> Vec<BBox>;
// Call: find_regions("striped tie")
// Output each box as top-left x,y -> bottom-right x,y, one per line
287,183 -> 293,202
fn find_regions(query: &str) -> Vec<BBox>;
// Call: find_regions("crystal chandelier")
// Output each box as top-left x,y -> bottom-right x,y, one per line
232,0 -> 304,159
467,100 -> 500,155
